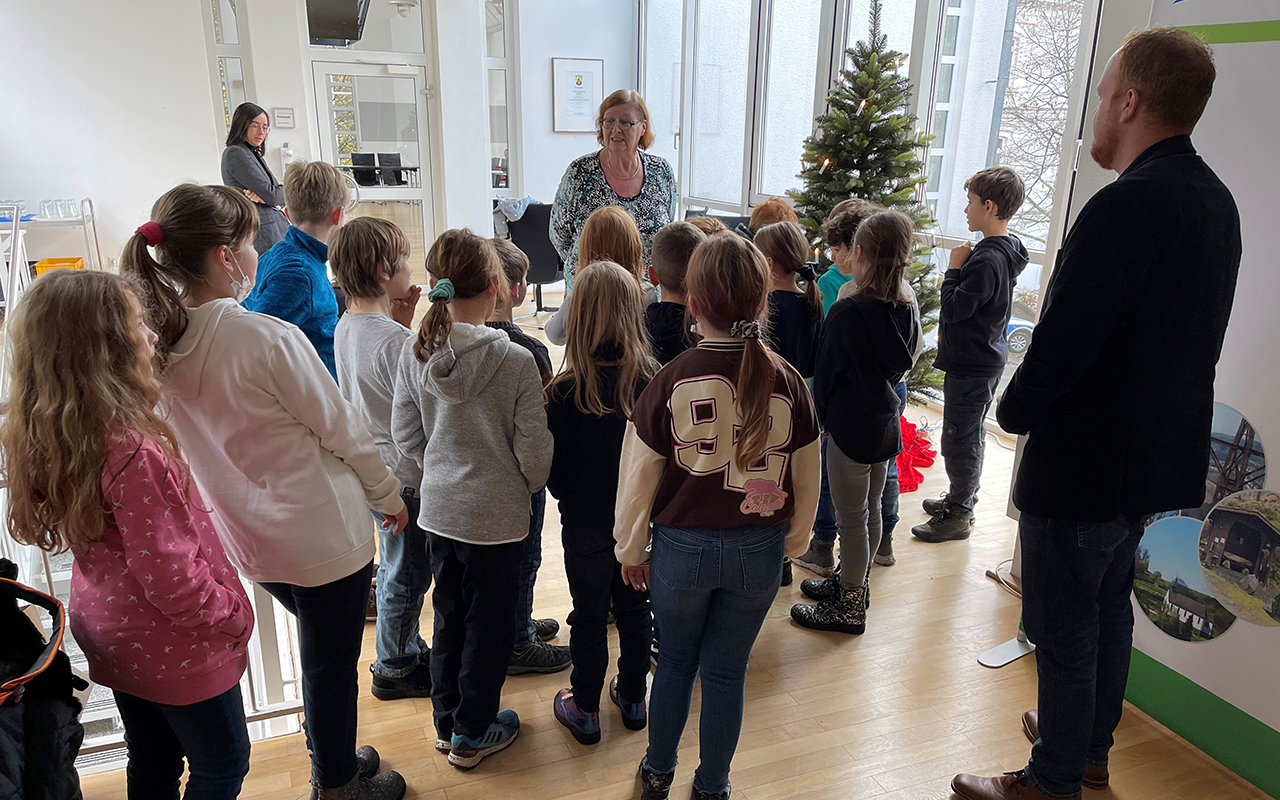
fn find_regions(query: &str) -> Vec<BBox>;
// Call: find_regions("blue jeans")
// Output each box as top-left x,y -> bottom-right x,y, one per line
1020,513 -> 1144,799
815,381 -> 908,544
941,372 -> 1001,511
374,489 -> 431,678
647,523 -> 786,794
114,685 -> 250,800
513,489 -> 546,650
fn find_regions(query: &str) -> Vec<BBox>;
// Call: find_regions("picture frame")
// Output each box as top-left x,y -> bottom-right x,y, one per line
552,58 -> 605,133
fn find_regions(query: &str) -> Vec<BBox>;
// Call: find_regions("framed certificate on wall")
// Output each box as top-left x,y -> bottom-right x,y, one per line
552,58 -> 605,133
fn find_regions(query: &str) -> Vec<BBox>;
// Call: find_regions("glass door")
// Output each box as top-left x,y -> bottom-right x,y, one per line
311,61 -> 435,283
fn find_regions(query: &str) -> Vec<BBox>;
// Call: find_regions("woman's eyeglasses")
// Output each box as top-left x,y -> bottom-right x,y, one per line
600,118 -> 642,131
249,123 -> 270,133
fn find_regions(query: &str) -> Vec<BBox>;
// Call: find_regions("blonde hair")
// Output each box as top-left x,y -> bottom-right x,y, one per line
415,229 -> 503,360
853,210 -> 915,306
284,160 -> 349,224
749,197 -> 799,234
120,184 -> 258,363
553,260 -> 656,419
754,221 -> 822,322
688,215 -> 728,236
0,271 -> 192,552
329,217 -> 411,299
578,206 -> 644,284
596,90 -> 656,150
685,235 -> 776,472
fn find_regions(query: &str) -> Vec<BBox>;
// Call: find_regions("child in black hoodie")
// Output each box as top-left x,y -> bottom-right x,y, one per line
793,210 -> 922,635
912,166 -> 1029,544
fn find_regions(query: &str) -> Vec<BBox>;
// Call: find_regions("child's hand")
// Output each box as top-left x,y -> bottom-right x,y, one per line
382,505 -> 410,535
621,563 -> 650,592
391,285 -> 422,328
948,242 -> 973,271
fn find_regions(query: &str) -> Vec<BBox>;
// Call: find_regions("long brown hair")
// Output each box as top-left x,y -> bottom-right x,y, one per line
578,206 -> 644,284
552,260 -> 656,419
415,229 -> 503,361
853,210 -> 914,306
685,235 -> 775,472
120,184 -> 259,364
0,271 -> 191,552
754,221 -> 822,322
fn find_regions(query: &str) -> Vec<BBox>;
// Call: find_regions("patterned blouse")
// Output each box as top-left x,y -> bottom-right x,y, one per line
549,149 -> 678,292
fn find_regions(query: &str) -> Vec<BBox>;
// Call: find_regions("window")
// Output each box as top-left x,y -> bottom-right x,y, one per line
688,0 -> 753,205
846,0 -> 918,71
759,0 -> 824,196
941,13 -> 960,56
203,0 -> 255,138
642,0 -> 685,179
936,62 -> 954,103
484,0 -> 519,197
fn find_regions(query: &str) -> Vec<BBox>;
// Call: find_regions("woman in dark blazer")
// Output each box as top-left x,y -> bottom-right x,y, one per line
221,102 -> 289,253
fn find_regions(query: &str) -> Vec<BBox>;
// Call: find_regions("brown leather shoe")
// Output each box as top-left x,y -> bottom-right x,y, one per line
1021,710 -> 1110,790
951,770 -> 1076,800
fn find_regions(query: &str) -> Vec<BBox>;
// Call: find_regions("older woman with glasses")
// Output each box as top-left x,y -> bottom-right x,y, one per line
221,102 -> 289,254
546,89 -> 677,344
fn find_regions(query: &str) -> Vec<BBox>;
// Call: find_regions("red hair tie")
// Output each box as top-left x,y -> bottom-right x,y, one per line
136,221 -> 164,247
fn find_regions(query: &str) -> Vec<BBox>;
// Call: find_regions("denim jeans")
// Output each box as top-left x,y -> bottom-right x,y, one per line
562,525 -> 651,712
429,533 -> 523,740
815,381 -> 908,544
374,489 -> 431,678
941,373 -> 1001,512
1019,513 -> 1144,799
647,523 -> 786,794
513,489 -> 546,650
260,561 -> 374,789
114,685 -> 250,800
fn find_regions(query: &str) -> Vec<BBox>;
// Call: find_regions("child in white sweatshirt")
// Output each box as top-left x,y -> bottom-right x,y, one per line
123,183 -> 409,800
392,228 -> 553,770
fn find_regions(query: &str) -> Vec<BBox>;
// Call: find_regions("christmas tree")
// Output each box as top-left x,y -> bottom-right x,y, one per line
788,0 -> 942,398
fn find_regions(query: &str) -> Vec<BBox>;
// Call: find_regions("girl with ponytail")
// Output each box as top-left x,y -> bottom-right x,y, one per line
613,233 -> 821,800
120,183 -> 411,799
754,220 -> 823,378
391,229 -> 552,769
792,209 -> 922,638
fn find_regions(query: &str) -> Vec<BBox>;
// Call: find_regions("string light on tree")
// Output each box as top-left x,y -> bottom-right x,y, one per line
788,0 -> 942,398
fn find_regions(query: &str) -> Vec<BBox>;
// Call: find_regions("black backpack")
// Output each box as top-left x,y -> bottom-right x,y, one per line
0,558 -> 86,800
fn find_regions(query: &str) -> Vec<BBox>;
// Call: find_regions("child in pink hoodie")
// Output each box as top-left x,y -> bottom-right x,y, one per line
0,270 -> 254,800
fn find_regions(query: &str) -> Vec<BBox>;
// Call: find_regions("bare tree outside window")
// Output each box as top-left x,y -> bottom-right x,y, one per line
997,0 -> 1085,252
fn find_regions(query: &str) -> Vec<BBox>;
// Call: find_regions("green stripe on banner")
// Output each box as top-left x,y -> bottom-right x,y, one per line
1126,649 -> 1280,798
1177,20 -> 1280,44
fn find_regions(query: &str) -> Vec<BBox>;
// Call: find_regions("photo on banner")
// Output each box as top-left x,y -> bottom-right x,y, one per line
1135,516 -> 1236,643
1199,489 -> 1280,627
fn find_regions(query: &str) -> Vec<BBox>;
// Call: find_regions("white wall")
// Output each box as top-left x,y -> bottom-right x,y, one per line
516,0 -> 637,203
244,0 -> 318,170
2,0 -> 222,261
435,0 -> 499,232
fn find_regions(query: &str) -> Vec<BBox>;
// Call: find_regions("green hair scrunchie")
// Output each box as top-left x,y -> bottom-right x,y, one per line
427,278 -> 456,304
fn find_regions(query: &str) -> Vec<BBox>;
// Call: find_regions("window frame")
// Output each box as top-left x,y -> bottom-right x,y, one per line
200,0 -> 257,141
484,0 -> 523,199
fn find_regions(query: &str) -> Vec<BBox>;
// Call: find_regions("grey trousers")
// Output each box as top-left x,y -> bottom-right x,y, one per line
827,440 -> 890,589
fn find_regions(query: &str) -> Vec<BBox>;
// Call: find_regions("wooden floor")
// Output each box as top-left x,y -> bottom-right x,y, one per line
81,299 -> 1268,800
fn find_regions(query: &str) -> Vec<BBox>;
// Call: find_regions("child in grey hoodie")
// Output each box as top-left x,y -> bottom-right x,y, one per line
391,229 -> 553,770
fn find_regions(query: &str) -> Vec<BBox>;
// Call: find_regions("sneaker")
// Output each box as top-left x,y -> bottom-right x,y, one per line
434,734 -> 452,753
650,637 -> 659,668
792,540 -> 837,578
790,581 -> 868,635
553,688 -> 601,745
448,710 -> 520,769
311,771 -> 406,800
911,509 -> 974,543
874,534 -> 896,566
692,784 -> 732,800
781,559 -> 793,587
638,758 -> 675,800
370,660 -> 431,701
609,676 -> 647,730
508,639 -> 572,675
800,575 -> 841,602
533,618 -> 561,641
922,493 -> 950,515
355,745 -> 380,779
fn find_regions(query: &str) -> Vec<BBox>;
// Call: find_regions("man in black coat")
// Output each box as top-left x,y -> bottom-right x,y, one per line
952,28 -> 1241,800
